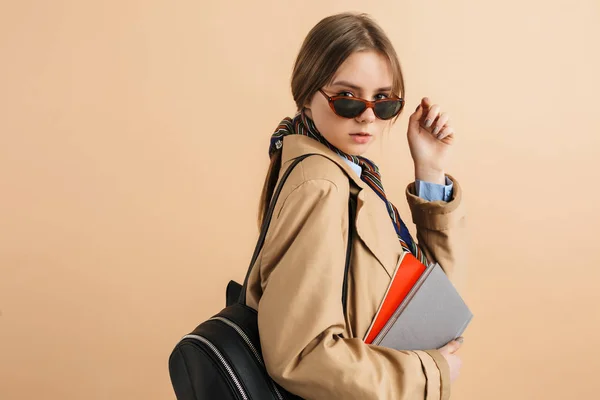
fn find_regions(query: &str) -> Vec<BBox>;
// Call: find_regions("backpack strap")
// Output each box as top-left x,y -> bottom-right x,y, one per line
238,154 -> 356,322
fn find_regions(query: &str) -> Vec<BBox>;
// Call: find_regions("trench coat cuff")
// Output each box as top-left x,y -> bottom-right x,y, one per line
421,349 -> 451,400
406,174 -> 464,231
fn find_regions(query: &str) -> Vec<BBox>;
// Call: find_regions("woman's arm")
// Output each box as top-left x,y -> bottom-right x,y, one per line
257,178 -> 449,400
405,174 -> 466,278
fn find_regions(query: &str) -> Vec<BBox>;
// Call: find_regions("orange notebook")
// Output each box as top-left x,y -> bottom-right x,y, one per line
364,252 -> 426,344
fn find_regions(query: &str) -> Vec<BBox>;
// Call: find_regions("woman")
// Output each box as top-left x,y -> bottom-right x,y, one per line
245,12 -> 466,400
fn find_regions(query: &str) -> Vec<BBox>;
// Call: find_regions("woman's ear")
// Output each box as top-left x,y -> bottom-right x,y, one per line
304,106 -> 313,119
304,91 -> 318,110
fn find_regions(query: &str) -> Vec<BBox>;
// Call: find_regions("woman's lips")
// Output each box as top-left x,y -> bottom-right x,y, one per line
350,132 -> 372,144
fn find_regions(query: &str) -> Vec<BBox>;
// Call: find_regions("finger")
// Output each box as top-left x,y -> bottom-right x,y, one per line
410,103 -> 426,122
441,338 -> 463,354
423,104 -> 441,129
411,97 -> 432,120
431,112 -> 450,137
437,125 -> 455,141
410,97 -> 436,128
421,97 -> 433,109
416,97 -> 432,122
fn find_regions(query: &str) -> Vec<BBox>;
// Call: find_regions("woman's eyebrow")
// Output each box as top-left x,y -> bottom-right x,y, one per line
330,80 -> 392,92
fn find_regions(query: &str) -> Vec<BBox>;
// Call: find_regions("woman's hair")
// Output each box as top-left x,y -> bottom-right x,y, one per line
258,12 -> 406,227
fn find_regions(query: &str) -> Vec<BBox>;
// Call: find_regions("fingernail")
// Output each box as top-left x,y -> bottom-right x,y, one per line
432,126 -> 440,136
456,337 -> 464,344
424,119 -> 432,128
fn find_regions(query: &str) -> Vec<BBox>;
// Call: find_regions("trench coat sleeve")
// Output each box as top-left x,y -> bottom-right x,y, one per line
406,174 -> 466,280
257,178 -> 448,400
406,173 -> 467,399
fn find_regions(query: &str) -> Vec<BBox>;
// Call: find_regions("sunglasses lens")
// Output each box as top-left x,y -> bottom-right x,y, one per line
332,98 -> 367,118
374,99 -> 403,120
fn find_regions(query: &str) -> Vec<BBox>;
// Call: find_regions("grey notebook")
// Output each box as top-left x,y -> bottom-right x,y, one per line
371,263 -> 473,351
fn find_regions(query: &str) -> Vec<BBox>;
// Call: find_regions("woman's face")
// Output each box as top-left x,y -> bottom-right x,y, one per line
305,50 -> 395,156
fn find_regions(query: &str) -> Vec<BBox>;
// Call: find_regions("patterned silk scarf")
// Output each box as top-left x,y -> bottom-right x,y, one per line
269,109 -> 429,266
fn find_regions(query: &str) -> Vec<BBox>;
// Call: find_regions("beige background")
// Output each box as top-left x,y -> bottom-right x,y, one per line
1,1 -> 599,399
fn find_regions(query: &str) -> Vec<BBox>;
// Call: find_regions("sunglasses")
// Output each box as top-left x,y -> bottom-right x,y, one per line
318,89 -> 404,120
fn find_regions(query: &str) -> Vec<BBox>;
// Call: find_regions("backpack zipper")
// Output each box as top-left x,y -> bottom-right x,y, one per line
182,334 -> 249,400
211,316 -> 284,400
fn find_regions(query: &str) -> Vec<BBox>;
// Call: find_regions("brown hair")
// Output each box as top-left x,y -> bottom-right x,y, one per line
258,12 -> 406,227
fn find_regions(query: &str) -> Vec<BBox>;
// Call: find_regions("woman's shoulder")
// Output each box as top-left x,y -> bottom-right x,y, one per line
279,135 -> 355,193
280,154 -> 351,194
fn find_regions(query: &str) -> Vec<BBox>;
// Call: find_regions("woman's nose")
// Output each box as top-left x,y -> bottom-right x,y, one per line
356,106 -> 376,123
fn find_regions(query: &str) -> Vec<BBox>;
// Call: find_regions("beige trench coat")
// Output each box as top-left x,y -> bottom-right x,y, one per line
246,134 -> 466,400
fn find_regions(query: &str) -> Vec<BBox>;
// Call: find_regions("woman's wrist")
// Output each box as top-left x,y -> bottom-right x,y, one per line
414,164 -> 445,185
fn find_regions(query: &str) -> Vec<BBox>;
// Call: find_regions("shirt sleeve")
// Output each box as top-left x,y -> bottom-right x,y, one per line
415,176 -> 454,202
